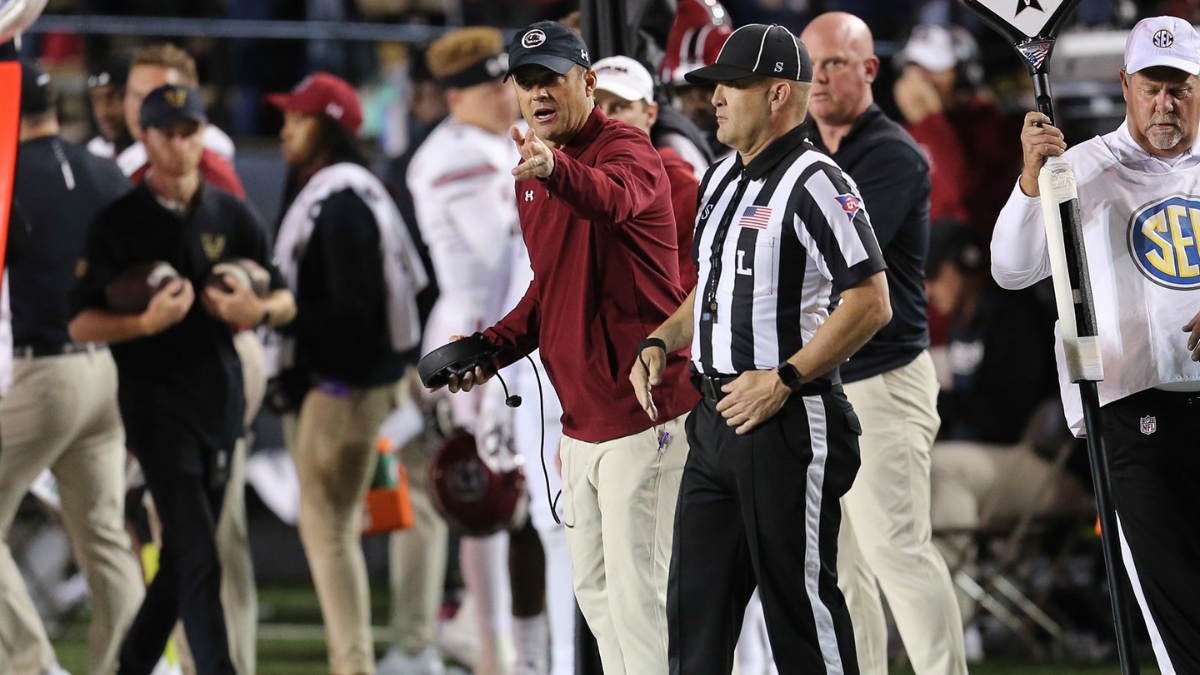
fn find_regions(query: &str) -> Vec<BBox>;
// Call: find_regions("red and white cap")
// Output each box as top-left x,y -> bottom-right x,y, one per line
661,0 -> 733,86
1125,16 -> 1200,76
594,56 -> 655,103
266,72 -> 363,135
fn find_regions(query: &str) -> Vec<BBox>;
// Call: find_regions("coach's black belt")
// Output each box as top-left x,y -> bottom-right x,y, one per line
691,371 -> 834,403
14,342 -> 106,359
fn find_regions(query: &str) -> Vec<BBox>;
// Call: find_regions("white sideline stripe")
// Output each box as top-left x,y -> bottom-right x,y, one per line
1117,516 -> 1176,675
802,395 -> 845,675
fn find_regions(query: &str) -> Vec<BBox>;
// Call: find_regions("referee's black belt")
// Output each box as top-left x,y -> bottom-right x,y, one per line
691,371 -> 834,403
14,342 -> 107,359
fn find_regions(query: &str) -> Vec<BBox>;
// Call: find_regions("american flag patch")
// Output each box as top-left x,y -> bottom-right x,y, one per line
738,206 -> 772,229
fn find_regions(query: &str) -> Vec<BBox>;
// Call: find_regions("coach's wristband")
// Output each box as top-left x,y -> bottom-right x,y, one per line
637,337 -> 667,370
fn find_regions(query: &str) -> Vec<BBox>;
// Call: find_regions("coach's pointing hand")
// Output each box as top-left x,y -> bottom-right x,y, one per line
1019,112 -> 1068,197
511,126 -> 555,181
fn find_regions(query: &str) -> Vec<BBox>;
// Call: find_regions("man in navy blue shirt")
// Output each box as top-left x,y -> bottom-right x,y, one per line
800,13 -> 967,675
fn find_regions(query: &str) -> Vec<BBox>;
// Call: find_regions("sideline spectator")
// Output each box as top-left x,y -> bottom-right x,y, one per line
267,72 -> 428,675
70,83 -> 295,675
0,60 -> 143,675
893,24 -> 1022,234
593,55 -> 699,291
86,54 -> 135,160
118,44 -> 245,198
800,13 -> 967,675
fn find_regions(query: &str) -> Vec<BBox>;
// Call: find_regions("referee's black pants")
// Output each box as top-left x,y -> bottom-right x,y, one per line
668,391 -> 861,675
118,425 -> 234,675
1102,389 -> 1200,674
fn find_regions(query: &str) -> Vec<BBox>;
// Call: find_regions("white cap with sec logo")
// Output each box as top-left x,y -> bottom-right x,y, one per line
1125,15 -> 1200,76
593,55 -> 655,104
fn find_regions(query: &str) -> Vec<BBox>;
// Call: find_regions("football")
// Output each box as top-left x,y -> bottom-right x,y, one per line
205,258 -> 271,298
105,261 -> 182,314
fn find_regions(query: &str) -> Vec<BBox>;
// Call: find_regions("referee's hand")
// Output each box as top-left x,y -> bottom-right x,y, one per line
716,371 -> 791,435
630,344 -> 664,422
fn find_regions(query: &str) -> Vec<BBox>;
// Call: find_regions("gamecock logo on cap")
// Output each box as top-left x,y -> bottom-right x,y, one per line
522,29 -> 547,49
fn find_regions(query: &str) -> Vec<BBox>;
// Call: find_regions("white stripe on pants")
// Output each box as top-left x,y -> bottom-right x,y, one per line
560,415 -> 689,675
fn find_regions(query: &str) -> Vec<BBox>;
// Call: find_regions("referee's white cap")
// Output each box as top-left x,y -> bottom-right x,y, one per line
1125,16 -> 1200,76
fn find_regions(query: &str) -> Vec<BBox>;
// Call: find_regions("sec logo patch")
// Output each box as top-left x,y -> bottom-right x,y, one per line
1128,195 -> 1200,289
835,194 -> 860,221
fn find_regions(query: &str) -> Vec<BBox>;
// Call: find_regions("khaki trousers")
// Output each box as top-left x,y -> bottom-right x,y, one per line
838,352 -> 967,675
221,330 -> 266,675
929,440 -> 1091,618
294,383 -> 396,675
0,349 -> 145,675
387,404 -> 448,657
560,414 -> 689,675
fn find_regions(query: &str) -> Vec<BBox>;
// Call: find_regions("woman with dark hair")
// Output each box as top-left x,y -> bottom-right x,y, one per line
265,73 -> 429,675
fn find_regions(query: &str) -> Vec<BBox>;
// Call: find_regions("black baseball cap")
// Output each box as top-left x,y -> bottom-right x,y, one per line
88,54 -> 130,89
506,20 -> 592,81
139,83 -> 208,130
685,24 -> 812,84
20,61 -> 54,116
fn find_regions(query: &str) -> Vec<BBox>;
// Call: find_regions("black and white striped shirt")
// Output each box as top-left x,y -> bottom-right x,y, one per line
691,125 -> 886,384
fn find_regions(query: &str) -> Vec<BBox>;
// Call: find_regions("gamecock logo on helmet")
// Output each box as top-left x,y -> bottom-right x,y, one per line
430,431 -> 527,537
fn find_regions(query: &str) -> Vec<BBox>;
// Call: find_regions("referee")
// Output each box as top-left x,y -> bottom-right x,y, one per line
632,25 -> 890,674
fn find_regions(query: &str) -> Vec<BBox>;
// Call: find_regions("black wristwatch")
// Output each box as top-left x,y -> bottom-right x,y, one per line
776,362 -> 803,393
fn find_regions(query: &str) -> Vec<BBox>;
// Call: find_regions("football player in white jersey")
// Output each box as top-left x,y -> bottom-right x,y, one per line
386,27 -> 533,675
994,16 -> 1200,673
474,235 -> 575,675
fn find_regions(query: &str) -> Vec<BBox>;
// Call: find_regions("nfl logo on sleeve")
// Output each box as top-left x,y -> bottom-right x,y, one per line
1140,415 -> 1157,435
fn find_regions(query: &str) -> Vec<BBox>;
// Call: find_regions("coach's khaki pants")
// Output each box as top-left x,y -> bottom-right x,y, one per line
560,414 -> 689,675
0,349 -> 145,675
294,383 -> 396,675
838,352 -> 968,675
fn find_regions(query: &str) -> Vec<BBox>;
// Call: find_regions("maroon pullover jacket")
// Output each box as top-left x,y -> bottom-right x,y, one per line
484,107 -> 699,443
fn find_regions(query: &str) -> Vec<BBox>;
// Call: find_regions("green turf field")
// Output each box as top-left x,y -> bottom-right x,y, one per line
46,586 -> 1160,675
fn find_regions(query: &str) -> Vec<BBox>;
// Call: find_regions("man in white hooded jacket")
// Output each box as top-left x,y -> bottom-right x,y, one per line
992,15 -> 1200,673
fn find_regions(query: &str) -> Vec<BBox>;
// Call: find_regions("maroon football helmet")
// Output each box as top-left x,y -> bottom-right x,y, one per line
660,0 -> 734,86
429,431 -> 526,537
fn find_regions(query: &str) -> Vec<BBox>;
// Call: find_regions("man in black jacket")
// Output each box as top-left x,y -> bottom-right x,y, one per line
267,72 -> 428,675
70,83 -> 296,675
0,60 -> 143,675
800,12 -> 967,675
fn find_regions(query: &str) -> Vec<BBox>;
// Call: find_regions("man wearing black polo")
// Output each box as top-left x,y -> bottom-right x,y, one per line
799,13 -> 967,675
69,83 -> 296,675
0,60 -> 144,675
634,24 -> 890,674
